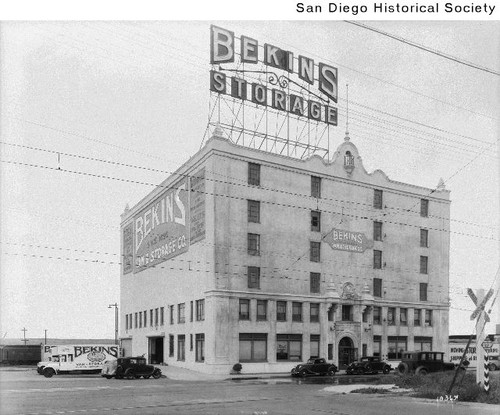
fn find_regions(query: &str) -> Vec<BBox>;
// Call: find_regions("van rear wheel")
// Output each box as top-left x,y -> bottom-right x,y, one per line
43,368 -> 55,378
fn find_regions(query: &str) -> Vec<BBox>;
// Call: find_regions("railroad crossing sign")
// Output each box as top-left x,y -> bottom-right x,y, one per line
468,288 -> 493,322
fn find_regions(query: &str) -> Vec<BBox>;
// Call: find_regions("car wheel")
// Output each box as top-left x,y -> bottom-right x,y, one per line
415,366 -> 428,376
104,375 -> 112,379
328,368 -> 336,376
143,375 -> 151,379
126,370 -> 135,380
299,369 -> 308,378
488,363 -> 498,371
43,368 -> 55,378
397,362 -> 410,375
383,366 -> 390,375
152,369 -> 162,379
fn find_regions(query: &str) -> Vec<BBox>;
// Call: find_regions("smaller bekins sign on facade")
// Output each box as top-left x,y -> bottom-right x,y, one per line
323,228 -> 373,253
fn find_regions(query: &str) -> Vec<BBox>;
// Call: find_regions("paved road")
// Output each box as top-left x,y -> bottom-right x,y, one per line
1,370 -> 497,415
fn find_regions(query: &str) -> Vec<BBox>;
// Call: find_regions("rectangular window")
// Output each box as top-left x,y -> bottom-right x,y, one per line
373,307 -> 381,325
257,300 -> 267,321
420,256 -> 428,274
169,334 -> 174,357
169,305 -> 174,325
311,176 -> 321,198
154,308 -> 159,326
374,189 -> 383,209
425,309 -> 432,326
373,278 -> 382,297
310,272 -> 320,293
125,314 -> 129,330
277,334 -> 302,361
342,305 -> 353,321
139,312 -> 143,328
248,200 -> 260,223
310,335 -> 320,359
134,312 -> 138,328
190,301 -> 193,322
177,335 -> 185,361
239,333 -> 267,362
248,162 -> 261,186
247,266 -> 260,289
144,310 -> 147,327
247,233 -> 260,256
195,333 -> 205,362
310,303 -> 320,323
400,308 -> 408,326
420,199 -> 429,217
190,334 -> 193,351
414,336 -> 432,352
292,302 -> 302,322
196,299 -> 205,321
178,303 -> 185,324
277,301 -> 287,321
311,210 -> 321,232
420,283 -> 428,301
373,335 -> 381,357
150,309 -> 153,327
160,308 -> 164,326
373,250 -> 382,269
388,336 -> 407,359
328,305 -> 334,322
373,221 -> 383,241
310,241 -> 321,262
239,299 -> 250,320
387,307 -> 395,325
414,309 -> 421,326
420,229 -> 428,247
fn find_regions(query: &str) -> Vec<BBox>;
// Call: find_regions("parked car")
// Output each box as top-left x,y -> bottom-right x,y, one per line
101,357 -> 162,379
346,356 -> 392,375
488,356 -> 499,371
397,351 -> 455,376
291,358 -> 337,377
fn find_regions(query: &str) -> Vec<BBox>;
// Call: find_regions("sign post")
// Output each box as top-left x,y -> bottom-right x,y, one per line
482,340 -> 493,393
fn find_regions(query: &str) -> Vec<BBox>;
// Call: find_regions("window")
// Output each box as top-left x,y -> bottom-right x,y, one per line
177,335 -> 185,361
239,299 -> 250,320
239,333 -> 267,362
425,309 -> 432,326
277,301 -> 287,321
342,305 -> 353,321
143,310 -> 147,327
247,266 -> 260,289
196,299 -> 205,321
311,176 -> 321,198
310,303 -> 320,323
150,310 -> 153,327
420,256 -> 428,274
362,308 -> 368,323
292,302 -> 302,322
248,200 -> 260,223
420,199 -> 429,217
277,334 -> 302,361
195,334 -> 205,362
169,334 -> 174,357
373,221 -> 383,241
373,335 -> 381,357
414,336 -> 432,351
257,300 -> 267,321
373,307 -> 381,325
125,314 -> 129,330
328,305 -> 334,321
374,189 -> 383,209
420,283 -> 428,301
160,308 -> 164,326
400,308 -> 408,326
190,301 -> 193,322
414,309 -> 421,326
387,307 -> 395,325
373,278 -> 382,297
344,151 -> 354,167
169,305 -> 174,325
248,233 -> 260,255
310,241 -> 321,262
248,162 -> 261,186
190,334 -> 193,351
388,336 -> 407,359
373,250 -> 382,269
311,210 -> 321,232
178,303 -> 185,324
420,229 -> 428,247
139,311 -> 143,328
134,312 -> 138,328
310,272 -> 320,293
310,335 -> 320,359
154,308 -> 158,326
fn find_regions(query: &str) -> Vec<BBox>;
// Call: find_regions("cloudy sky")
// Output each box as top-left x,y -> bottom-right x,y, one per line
1,18 -> 499,341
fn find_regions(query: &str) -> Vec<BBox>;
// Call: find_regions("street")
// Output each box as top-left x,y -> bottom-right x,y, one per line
1,369 -> 497,415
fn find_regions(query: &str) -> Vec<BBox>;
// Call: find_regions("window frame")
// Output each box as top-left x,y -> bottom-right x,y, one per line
373,250 -> 382,269
310,303 -> 320,323
311,210 -> 321,232
248,162 -> 261,186
196,299 -> 205,321
400,308 -> 408,326
239,333 -> 268,362
276,334 -> 302,361
247,200 -> 261,223
420,256 -> 428,274
247,266 -> 261,289
247,233 -> 261,256
310,241 -> 321,262
373,189 -> 383,209
414,309 -> 421,326
310,272 -> 320,293
276,301 -> 287,322
373,306 -> 381,325
177,303 -> 185,324
373,221 -> 383,241
311,176 -> 321,198
373,278 -> 382,297
420,229 -> 429,248
420,199 -> 429,217
239,299 -> 250,320
256,300 -> 267,321
292,302 -> 302,322
420,283 -> 428,301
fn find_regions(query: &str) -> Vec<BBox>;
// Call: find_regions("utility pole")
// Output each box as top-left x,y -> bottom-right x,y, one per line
108,303 -> 119,345
21,328 -> 28,346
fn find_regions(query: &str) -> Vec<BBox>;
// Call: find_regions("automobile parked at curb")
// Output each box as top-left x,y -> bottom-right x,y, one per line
101,357 -> 162,379
397,351 -> 455,376
488,355 -> 499,371
346,356 -> 392,375
291,358 -> 337,377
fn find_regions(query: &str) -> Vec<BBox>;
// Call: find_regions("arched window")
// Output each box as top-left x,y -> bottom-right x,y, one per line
344,151 -> 354,167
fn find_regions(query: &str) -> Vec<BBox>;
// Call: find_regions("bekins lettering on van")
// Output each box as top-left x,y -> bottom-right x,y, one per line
74,346 -> 119,358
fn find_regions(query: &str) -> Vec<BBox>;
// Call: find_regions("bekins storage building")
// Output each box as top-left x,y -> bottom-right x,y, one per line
120,129 -> 451,374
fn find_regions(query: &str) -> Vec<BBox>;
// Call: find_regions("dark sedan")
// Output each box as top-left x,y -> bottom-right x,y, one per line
346,356 -> 392,375
291,358 -> 337,377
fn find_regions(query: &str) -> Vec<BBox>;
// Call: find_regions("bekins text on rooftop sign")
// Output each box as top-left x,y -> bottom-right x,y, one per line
323,228 -> 373,253
209,25 -> 338,127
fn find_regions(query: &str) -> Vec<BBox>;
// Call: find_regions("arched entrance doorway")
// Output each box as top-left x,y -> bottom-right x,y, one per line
338,337 -> 357,369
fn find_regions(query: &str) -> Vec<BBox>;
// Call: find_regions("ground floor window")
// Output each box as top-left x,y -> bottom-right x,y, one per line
388,336 -> 407,359
414,336 -> 432,351
310,335 -> 320,359
195,333 -> 205,362
373,335 -> 381,357
239,333 -> 267,362
177,335 -> 185,361
277,334 -> 302,361
373,307 -> 381,325
169,334 -> 174,357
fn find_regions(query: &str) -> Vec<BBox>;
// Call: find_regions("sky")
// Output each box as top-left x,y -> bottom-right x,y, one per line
1,15 -> 499,341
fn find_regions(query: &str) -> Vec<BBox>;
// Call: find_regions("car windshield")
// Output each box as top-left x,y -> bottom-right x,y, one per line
360,357 -> 370,362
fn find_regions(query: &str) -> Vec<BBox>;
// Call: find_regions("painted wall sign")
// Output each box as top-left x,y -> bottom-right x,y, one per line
449,343 -> 499,367
323,228 -> 373,253
190,168 -> 206,244
122,223 -> 134,275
